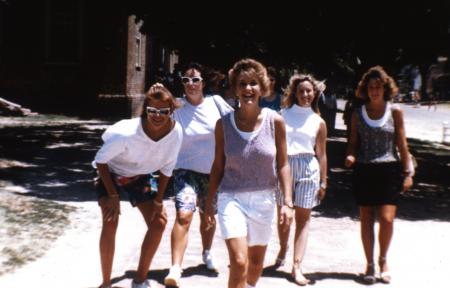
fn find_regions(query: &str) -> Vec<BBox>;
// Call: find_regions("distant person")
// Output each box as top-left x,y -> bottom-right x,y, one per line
171,63 -> 183,97
164,62 -> 233,287
259,66 -> 282,111
205,58 -> 294,288
410,65 -> 422,107
318,91 -> 338,135
206,69 -> 226,96
425,60 -> 445,111
222,70 -> 239,109
343,90 -> 362,141
94,83 -> 183,288
275,73 -> 328,285
345,66 -> 413,284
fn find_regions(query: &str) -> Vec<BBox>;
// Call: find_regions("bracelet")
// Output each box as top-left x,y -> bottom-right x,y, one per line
153,199 -> 163,207
284,202 -> 294,209
402,170 -> 412,177
109,194 -> 119,198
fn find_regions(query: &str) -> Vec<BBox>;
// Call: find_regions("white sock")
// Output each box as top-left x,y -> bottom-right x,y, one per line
246,283 -> 256,288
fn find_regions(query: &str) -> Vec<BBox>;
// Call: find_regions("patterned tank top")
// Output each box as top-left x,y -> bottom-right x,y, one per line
356,103 -> 399,164
220,109 -> 277,193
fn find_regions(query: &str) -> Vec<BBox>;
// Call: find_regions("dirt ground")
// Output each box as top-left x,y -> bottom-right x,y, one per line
0,106 -> 449,288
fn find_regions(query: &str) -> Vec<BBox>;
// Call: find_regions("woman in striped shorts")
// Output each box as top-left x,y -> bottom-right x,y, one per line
276,73 -> 328,285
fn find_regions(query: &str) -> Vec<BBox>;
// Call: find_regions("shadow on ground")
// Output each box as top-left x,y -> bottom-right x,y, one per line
109,266 -> 218,288
1,117 -> 449,221
262,265 -> 362,285
318,129 -> 450,221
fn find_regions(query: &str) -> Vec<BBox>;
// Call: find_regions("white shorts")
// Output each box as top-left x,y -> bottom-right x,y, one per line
217,190 -> 275,246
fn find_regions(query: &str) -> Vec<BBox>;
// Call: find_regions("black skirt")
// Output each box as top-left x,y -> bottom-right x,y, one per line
352,162 -> 403,206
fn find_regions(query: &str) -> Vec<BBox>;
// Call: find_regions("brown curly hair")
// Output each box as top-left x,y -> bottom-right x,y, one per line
355,66 -> 399,102
228,58 -> 270,97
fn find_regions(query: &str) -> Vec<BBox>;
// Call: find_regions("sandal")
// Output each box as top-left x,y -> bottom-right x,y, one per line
379,257 -> 391,284
291,262 -> 310,286
274,257 -> 286,267
380,271 -> 392,284
362,263 -> 376,284
274,245 -> 288,267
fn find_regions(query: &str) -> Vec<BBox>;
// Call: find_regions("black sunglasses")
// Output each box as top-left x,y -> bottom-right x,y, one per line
181,76 -> 203,84
146,106 -> 171,116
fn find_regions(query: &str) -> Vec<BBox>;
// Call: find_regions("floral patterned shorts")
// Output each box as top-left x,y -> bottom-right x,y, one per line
95,172 -> 158,207
173,169 -> 217,213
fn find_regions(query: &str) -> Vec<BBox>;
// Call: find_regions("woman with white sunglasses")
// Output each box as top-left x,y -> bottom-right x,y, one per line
164,62 -> 233,287
94,84 -> 183,288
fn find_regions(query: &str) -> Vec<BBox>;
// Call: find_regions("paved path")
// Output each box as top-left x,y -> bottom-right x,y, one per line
0,103 -> 449,288
335,100 -> 450,143
3,200 -> 446,288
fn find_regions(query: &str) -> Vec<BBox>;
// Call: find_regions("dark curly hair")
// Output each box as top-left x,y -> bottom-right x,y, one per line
355,66 -> 399,102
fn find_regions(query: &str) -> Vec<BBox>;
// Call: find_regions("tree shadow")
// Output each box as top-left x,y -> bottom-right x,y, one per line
1,123 -> 106,202
1,120 -> 449,221
315,129 -> 450,221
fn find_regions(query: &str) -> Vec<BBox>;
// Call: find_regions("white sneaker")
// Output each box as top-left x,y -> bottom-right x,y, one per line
131,279 -> 150,288
164,265 -> 182,287
202,250 -> 218,271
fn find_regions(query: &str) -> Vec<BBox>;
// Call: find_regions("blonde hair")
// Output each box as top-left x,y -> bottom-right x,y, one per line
282,73 -> 325,113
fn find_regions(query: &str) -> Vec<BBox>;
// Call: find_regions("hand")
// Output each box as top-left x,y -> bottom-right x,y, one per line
279,205 -> 293,231
402,175 -> 413,193
100,196 -> 121,222
151,82 -> 164,88
204,200 -> 216,230
345,155 -> 355,168
318,187 -> 326,200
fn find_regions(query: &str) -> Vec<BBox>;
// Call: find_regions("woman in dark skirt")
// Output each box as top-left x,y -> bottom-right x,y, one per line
345,66 -> 413,284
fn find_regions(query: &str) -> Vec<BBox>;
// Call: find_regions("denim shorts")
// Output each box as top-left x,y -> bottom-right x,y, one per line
95,172 -> 158,207
173,169 -> 217,213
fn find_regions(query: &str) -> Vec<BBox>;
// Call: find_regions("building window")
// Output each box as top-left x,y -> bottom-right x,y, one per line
45,0 -> 83,65
135,33 -> 142,69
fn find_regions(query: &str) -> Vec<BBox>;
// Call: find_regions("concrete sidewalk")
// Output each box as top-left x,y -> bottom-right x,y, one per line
108,201 -> 450,288
0,104 -> 449,288
1,196 -> 448,288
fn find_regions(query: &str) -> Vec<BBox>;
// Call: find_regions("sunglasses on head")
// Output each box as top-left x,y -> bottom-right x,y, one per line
146,106 -> 171,116
181,76 -> 203,84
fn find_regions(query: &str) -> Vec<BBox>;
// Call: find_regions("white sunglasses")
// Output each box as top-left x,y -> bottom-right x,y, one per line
146,106 -> 171,116
181,76 -> 203,84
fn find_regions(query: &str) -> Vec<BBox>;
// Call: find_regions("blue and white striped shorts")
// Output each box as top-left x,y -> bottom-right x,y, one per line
277,154 -> 320,209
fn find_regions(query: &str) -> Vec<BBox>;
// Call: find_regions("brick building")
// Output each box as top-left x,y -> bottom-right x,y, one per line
0,0 -> 178,117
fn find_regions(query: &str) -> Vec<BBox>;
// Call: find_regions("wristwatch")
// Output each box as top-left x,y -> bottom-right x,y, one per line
320,180 -> 327,190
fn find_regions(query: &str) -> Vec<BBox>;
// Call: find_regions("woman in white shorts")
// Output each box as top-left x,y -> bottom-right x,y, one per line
205,58 -> 294,288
